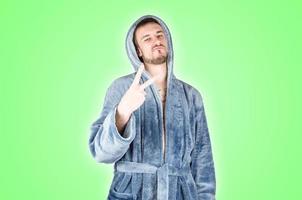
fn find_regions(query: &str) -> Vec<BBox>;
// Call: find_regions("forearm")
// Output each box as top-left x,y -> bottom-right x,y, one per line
115,106 -> 131,135
89,106 -> 136,163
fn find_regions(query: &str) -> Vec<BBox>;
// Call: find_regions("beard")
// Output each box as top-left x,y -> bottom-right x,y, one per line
141,52 -> 167,65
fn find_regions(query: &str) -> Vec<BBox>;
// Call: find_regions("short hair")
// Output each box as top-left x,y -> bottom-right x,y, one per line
132,18 -> 161,61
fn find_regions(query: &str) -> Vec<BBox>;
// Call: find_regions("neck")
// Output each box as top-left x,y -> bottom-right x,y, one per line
144,62 -> 167,85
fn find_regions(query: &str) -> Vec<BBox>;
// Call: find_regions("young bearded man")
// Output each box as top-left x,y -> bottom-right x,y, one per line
89,15 -> 216,200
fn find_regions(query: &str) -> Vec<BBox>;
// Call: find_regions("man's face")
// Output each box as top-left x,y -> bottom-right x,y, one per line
134,22 -> 168,65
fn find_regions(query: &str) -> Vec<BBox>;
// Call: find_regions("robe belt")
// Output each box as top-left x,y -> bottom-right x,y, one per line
115,161 -> 191,200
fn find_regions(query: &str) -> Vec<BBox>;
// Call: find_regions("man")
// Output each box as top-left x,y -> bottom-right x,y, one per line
89,15 -> 216,200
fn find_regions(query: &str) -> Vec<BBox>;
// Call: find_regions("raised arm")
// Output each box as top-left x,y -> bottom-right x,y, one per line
88,64 -> 156,164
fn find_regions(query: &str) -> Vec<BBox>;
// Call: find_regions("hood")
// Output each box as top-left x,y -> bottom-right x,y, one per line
125,14 -> 175,86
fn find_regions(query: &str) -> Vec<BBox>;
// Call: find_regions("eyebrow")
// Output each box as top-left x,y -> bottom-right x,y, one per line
140,30 -> 164,41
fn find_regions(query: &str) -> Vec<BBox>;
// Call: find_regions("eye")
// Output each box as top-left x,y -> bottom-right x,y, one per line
144,37 -> 151,42
157,34 -> 163,39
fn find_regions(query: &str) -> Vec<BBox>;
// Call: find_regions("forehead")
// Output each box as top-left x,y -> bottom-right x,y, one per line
135,22 -> 164,38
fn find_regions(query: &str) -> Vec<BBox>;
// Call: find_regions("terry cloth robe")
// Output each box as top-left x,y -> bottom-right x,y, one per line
89,15 -> 216,200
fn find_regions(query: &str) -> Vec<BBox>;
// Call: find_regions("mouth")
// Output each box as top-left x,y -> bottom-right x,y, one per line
153,46 -> 165,51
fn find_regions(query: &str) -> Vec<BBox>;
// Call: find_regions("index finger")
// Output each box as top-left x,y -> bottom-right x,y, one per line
140,76 -> 157,90
132,64 -> 145,85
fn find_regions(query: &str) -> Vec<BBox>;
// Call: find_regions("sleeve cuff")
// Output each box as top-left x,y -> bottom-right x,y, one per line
101,105 -> 136,146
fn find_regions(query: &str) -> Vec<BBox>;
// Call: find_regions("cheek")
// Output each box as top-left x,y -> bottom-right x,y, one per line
142,46 -> 152,54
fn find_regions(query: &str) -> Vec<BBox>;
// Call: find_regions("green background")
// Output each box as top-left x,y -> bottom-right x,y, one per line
1,0 -> 301,199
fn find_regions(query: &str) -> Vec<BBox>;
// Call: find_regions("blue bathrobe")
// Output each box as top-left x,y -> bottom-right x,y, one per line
89,15 -> 216,200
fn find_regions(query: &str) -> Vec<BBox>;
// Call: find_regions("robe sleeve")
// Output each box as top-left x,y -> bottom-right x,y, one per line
190,90 -> 216,200
88,80 -> 136,164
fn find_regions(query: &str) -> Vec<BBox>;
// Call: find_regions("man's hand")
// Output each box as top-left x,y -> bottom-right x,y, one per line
115,64 -> 156,134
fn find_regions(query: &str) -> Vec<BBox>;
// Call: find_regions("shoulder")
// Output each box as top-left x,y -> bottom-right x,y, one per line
103,72 -> 136,101
174,78 -> 204,104
107,72 -> 136,92
110,72 -> 135,87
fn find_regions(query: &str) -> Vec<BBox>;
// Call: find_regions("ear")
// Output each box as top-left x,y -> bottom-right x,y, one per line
137,47 -> 143,57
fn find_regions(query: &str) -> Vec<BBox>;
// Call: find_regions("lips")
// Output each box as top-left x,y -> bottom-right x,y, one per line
153,46 -> 164,51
